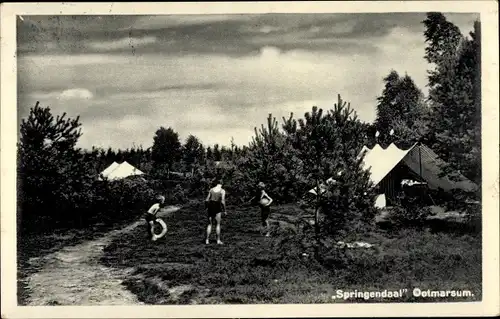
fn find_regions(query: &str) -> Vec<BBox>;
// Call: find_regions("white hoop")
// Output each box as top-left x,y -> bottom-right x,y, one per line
150,218 -> 168,241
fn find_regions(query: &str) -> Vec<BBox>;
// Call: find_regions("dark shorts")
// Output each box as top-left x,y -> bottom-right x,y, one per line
207,201 -> 223,218
144,213 -> 156,223
260,205 -> 271,225
144,214 -> 155,238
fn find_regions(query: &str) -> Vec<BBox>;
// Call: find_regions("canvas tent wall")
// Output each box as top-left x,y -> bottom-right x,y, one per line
102,161 -> 145,181
402,144 -> 477,193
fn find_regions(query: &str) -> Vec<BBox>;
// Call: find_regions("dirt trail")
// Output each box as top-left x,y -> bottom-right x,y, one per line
23,206 -> 180,306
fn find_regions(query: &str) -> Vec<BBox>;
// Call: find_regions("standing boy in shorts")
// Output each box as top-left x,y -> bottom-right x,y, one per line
205,179 -> 226,245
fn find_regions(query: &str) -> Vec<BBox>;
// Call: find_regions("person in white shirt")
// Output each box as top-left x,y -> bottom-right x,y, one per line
144,195 -> 165,241
205,179 -> 226,245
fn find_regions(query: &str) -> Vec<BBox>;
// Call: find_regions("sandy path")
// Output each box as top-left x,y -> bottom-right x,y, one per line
24,206 -> 180,306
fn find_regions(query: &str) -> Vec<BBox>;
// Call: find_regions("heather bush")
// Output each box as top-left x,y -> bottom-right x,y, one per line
388,205 -> 433,228
445,188 -> 481,232
169,184 -> 188,204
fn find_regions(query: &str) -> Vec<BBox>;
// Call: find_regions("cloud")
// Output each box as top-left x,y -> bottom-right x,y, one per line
154,83 -> 220,91
19,54 -> 130,70
125,15 -> 256,30
257,25 -> 282,34
259,46 -> 282,59
87,36 -> 157,51
445,13 -> 480,36
29,88 -> 94,101
59,89 -> 94,100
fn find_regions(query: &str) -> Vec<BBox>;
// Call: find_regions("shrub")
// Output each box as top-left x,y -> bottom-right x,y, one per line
388,205 -> 432,228
169,184 -> 188,204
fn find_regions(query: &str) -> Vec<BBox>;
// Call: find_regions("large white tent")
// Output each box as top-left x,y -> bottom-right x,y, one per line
360,143 -> 477,192
99,161 -> 144,181
308,143 -> 478,203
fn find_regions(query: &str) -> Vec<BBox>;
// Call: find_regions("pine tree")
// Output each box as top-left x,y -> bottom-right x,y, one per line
281,95 -> 376,259
183,135 -> 204,175
321,97 -> 376,235
375,71 -> 428,148
423,13 -> 481,184
423,12 -> 463,75
213,144 -> 222,162
219,114 -> 304,203
151,127 -> 181,178
375,71 -> 401,131
205,146 -> 213,162
18,102 -> 92,230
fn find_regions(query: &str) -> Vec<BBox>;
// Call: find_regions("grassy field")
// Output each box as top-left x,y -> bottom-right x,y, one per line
100,200 -> 482,304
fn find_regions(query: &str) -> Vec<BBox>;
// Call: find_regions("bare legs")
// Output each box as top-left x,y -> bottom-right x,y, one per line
205,218 -> 212,244
261,207 -> 271,237
206,213 -> 223,244
148,221 -> 156,241
215,213 -> 222,244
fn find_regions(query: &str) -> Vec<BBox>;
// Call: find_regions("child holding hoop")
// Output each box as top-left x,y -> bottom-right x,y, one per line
145,195 -> 166,241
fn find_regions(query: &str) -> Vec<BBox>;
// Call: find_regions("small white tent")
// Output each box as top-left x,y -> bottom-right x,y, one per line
103,161 -> 144,181
99,162 -> 120,180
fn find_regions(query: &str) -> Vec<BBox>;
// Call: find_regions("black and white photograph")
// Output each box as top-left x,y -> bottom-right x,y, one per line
1,2 -> 499,318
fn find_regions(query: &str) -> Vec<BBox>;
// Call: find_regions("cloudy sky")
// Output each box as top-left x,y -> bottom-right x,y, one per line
17,13 -> 479,150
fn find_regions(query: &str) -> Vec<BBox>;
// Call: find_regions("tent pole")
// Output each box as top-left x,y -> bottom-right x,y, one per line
428,193 -> 436,205
418,141 -> 435,205
419,145 -> 422,178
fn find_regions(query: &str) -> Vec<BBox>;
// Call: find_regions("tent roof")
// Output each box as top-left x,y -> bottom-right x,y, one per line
361,143 -> 416,186
105,161 -> 144,181
100,161 -> 120,178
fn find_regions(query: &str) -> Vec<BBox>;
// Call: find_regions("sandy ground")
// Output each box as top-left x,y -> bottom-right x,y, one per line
23,206 -> 180,306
